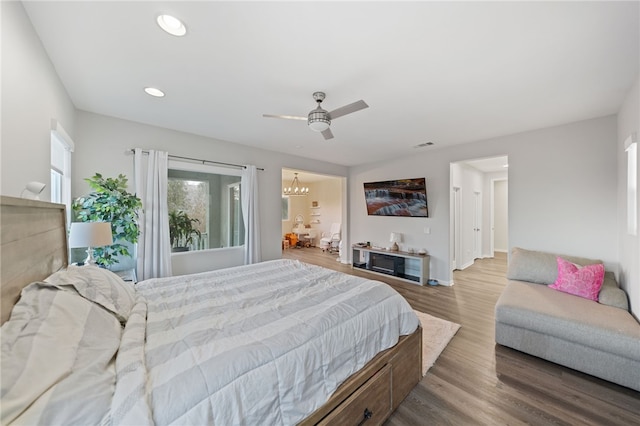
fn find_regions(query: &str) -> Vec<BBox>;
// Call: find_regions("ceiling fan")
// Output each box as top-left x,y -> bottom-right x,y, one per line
263,92 -> 368,140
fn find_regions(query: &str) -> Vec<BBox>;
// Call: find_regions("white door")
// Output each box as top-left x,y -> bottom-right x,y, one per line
473,191 -> 482,260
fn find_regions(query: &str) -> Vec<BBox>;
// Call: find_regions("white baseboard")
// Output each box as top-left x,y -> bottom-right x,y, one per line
459,260 -> 474,270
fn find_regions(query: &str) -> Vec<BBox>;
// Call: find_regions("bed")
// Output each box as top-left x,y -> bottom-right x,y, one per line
0,196 -> 422,425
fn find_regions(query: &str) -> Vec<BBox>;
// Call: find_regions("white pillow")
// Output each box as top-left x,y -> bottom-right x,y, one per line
45,265 -> 135,323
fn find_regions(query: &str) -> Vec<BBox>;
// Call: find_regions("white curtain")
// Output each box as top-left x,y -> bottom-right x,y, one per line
241,165 -> 261,264
134,148 -> 172,280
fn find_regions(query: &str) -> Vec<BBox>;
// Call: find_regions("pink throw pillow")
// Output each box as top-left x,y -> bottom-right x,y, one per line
549,257 -> 604,301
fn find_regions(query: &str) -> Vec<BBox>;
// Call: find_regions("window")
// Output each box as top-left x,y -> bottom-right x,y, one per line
228,183 -> 243,246
50,169 -> 62,203
626,135 -> 637,236
50,121 -> 74,223
168,177 -> 210,249
168,162 -> 244,251
282,196 -> 290,221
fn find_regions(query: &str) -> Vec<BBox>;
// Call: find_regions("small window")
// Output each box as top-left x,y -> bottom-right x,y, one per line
50,169 -> 62,203
50,122 -> 74,224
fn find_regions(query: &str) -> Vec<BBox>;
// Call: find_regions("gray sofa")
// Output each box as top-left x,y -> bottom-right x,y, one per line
495,247 -> 640,392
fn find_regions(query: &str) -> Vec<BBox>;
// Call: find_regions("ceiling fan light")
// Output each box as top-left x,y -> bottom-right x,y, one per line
308,109 -> 330,132
308,120 -> 330,132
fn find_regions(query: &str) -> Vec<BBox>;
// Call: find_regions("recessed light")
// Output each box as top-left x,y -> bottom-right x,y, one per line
144,87 -> 165,97
157,14 -> 187,36
503,164 -> 509,168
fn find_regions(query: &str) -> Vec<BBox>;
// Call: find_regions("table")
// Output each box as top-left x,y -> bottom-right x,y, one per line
351,245 -> 430,285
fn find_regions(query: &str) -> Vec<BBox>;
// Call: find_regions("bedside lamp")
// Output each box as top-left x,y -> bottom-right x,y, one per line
390,232 -> 402,251
20,181 -> 46,200
69,222 -> 113,265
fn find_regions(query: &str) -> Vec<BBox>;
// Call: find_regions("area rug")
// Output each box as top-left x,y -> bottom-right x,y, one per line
413,310 -> 461,376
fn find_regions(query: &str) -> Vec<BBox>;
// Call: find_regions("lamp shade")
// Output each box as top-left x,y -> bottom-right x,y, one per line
390,232 -> 403,243
69,222 -> 113,248
21,181 -> 46,200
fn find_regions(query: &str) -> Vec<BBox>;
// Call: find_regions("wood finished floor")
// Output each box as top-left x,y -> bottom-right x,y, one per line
282,247 -> 640,426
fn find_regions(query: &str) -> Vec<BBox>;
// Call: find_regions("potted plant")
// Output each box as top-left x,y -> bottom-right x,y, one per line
72,173 -> 142,267
169,210 -> 201,252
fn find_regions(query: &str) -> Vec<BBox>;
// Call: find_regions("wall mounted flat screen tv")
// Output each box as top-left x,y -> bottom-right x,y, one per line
363,177 -> 428,217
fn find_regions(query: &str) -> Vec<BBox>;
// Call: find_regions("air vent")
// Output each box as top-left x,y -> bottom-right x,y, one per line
413,142 -> 434,148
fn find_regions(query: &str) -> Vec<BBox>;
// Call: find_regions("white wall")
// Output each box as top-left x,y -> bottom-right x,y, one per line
350,116 -> 619,285
73,111 -> 348,266
493,179 -> 508,253
1,1 -> 76,198
617,74 -> 639,319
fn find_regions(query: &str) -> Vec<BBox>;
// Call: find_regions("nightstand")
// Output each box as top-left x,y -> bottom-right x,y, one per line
114,268 -> 137,284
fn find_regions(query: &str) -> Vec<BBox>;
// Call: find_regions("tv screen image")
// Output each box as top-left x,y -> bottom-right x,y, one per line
363,177 -> 428,217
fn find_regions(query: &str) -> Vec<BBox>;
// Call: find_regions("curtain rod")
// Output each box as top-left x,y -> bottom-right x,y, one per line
130,149 -> 264,171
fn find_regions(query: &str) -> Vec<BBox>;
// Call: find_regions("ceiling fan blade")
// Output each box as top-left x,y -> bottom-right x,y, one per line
327,100 -> 368,120
262,114 -> 307,121
321,128 -> 334,140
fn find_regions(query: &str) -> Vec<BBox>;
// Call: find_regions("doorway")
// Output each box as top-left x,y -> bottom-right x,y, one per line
450,156 -> 508,272
281,169 -> 347,262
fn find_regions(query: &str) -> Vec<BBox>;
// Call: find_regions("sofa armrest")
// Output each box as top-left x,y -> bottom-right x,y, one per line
599,272 -> 629,311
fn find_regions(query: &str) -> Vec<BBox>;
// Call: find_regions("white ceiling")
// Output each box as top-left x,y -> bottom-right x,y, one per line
23,1 -> 639,167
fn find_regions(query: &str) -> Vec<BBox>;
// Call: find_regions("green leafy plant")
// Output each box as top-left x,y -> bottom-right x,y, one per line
169,210 -> 201,250
72,173 -> 142,266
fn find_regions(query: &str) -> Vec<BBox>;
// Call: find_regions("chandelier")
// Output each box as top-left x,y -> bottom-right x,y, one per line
283,173 -> 309,196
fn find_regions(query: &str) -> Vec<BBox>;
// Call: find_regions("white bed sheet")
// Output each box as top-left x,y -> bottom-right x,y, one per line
111,259 -> 419,425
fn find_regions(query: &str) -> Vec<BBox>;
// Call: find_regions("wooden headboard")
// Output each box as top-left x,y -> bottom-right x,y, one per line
1,196 -> 68,324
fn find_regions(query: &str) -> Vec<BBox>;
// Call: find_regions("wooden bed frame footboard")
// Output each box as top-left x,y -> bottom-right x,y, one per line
300,325 -> 422,425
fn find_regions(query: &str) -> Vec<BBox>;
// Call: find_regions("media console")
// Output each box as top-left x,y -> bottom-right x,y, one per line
352,245 -> 430,285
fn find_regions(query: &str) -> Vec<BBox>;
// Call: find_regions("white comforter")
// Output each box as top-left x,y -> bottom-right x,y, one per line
111,259 -> 419,425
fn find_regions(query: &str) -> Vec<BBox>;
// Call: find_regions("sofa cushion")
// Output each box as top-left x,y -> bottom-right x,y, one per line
549,257 -> 604,301
507,247 -> 602,285
495,280 -> 640,361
